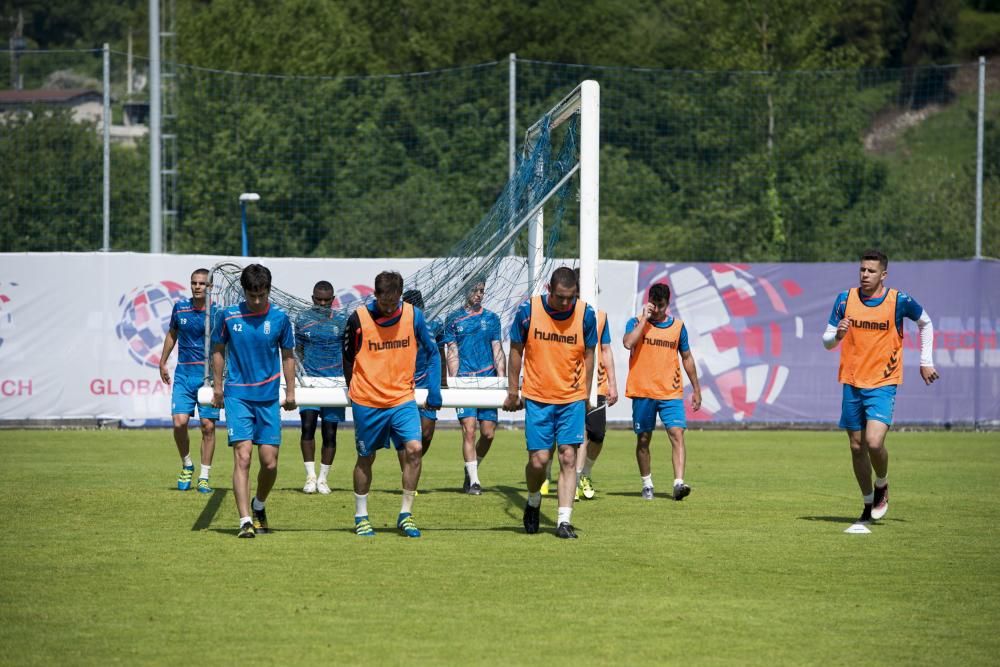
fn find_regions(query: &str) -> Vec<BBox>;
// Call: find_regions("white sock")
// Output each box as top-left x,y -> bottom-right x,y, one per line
251,496 -> 265,511
582,457 -> 596,476
199,464 -> 211,480
641,474 -> 653,489
557,506 -> 572,525
401,489 -> 416,514
239,515 -> 252,528
182,454 -> 193,467
319,464 -> 331,482
674,478 -> 684,487
354,493 -> 368,517
465,461 -> 480,485
304,461 -> 316,478
527,491 -> 542,508
875,476 -> 888,489
863,492 -> 874,504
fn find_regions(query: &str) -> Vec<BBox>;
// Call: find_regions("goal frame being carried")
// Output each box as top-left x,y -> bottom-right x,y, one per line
198,79 -> 600,410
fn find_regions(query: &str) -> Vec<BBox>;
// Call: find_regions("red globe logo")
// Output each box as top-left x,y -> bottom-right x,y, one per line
115,281 -> 187,368
636,263 -> 804,421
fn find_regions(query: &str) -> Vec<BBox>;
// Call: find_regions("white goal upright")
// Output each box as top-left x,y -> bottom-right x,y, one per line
198,80 -> 600,410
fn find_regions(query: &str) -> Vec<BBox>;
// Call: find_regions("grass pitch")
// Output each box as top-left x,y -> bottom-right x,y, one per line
0,428 -> 998,665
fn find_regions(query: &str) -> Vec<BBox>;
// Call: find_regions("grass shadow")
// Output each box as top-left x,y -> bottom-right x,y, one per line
191,487 -> 228,531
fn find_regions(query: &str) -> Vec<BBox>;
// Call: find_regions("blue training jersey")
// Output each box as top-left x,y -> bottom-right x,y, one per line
443,307 -> 502,377
294,307 -> 348,377
625,316 -> 690,352
213,302 -> 294,402
827,289 -> 924,336
414,317 -> 445,388
509,296 -> 598,348
168,299 -> 212,375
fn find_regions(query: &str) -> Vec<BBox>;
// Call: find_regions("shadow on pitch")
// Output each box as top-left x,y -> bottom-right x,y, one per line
191,487 -> 228,531
797,515 -> 908,524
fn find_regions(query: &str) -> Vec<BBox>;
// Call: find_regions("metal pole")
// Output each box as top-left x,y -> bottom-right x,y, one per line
102,43 -> 111,252
975,56 -> 985,260
149,0 -> 162,253
241,202 -> 249,256
509,53 -> 516,180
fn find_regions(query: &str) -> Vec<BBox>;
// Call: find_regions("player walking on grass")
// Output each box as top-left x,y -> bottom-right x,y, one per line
504,267 -> 596,539
443,279 -> 504,495
342,272 -> 442,538
823,249 -> 938,524
402,289 -> 446,466
159,268 -> 219,493
623,282 -> 701,501
295,281 -> 347,496
211,264 -> 297,539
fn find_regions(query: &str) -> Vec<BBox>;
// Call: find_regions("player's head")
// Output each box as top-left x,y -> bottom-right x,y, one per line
374,271 -> 404,317
859,249 -> 888,293
465,276 -> 485,309
547,266 -> 578,312
312,280 -> 334,310
647,283 -> 670,321
241,264 -> 271,313
402,288 -> 425,310
190,268 -> 209,301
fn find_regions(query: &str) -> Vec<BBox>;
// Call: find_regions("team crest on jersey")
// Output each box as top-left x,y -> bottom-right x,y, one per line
264,320 -> 271,335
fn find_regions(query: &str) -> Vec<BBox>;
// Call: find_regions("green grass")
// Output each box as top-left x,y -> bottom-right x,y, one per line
1,429 -> 998,665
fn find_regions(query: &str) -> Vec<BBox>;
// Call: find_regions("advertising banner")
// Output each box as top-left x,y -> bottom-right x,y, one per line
1,254 -> 996,426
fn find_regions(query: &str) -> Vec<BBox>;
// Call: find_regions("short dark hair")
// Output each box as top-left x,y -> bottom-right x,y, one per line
240,264 -> 271,292
374,271 -> 404,296
402,289 -> 424,310
192,268 -> 209,279
313,280 -> 334,293
550,266 -> 577,290
861,248 -> 888,270
648,283 -> 671,303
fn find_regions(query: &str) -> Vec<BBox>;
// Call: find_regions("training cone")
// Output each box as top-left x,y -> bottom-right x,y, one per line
844,523 -> 871,534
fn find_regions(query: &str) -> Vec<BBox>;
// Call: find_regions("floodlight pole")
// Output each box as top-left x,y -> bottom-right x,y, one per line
148,0 -> 162,253
239,193 -> 260,257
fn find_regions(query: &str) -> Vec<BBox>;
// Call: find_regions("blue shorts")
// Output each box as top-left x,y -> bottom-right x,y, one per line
632,397 -> 686,433
224,396 -> 281,446
457,407 -> 498,423
171,371 -> 220,420
352,401 -> 422,457
525,399 -> 585,452
839,384 -> 897,430
299,406 -> 346,423
419,408 -> 438,422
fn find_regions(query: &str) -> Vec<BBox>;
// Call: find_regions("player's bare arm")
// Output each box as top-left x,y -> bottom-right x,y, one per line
210,343 -> 226,408
445,342 -> 459,377
681,349 -> 702,411
281,348 -> 297,410
622,304 -> 652,350
584,345 -> 596,411
492,340 -> 506,378
158,328 -> 178,384
602,342 -> 618,406
504,342 -> 524,411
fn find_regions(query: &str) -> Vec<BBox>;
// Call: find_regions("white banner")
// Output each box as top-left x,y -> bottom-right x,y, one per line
0,253 -> 638,425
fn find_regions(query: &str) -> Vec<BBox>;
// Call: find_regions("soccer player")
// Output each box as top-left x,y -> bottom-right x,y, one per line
211,264 -> 297,539
159,268 -> 220,493
403,289 -> 446,463
295,281 -> 348,495
823,249 -> 938,524
342,271 -> 442,538
623,282 -> 701,501
443,279 -> 504,495
504,266 -> 597,539
575,273 -> 618,499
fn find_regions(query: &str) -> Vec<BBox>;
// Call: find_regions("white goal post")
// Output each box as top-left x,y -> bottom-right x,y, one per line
198,80 -> 600,410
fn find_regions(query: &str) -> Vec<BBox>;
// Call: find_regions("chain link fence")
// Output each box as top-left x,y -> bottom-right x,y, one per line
1,50 -> 996,260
